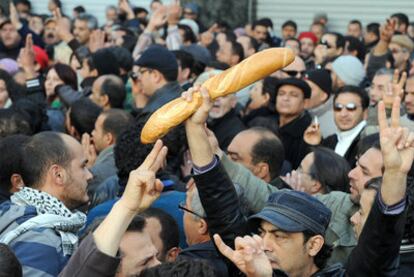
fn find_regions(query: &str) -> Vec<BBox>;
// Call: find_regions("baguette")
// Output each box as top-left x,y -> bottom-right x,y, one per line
141,47 -> 295,144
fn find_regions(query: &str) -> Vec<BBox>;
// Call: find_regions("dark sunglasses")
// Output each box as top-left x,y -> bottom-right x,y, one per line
178,201 -> 206,219
282,70 -> 305,77
320,40 -> 333,49
334,102 -> 360,112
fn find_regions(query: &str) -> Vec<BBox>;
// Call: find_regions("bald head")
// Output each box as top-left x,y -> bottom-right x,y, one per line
90,74 -> 126,109
228,127 -> 285,181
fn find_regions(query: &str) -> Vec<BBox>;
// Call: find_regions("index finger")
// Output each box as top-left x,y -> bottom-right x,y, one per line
391,96 -> 401,128
399,72 -> 407,89
213,234 -> 235,260
25,34 -> 33,49
55,8 -> 62,19
393,69 -> 399,84
377,101 -> 388,131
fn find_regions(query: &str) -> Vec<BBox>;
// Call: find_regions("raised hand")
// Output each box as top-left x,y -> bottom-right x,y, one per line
53,8 -> 74,42
378,97 -> 414,175
167,0 -> 182,26
182,85 -> 212,126
303,123 -> 322,145
120,140 -> 168,213
81,133 -> 97,168
9,2 -> 22,30
282,170 -> 306,192
147,5 -> 168,32
382,69 -> 407,108
380,19 -> 395,43
89,29 -> 106,53
213,234 -> 273,277
17,34 -> 37,79
119,0 -> 135,20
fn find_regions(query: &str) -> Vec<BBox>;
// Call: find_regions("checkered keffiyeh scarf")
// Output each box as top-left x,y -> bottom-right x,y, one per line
0,187 -> 86,255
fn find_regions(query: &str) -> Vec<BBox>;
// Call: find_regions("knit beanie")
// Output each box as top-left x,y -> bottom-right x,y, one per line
332,55 -> 365,86
304,69 -> 332,96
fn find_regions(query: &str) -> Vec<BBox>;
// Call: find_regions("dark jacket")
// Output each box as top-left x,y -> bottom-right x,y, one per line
178,240 -> 229,276
194,161 -> 405,277
59,233 -> 121,277
207,109 -> 246,150
141,81 -> 182,114
277,111 -> 312,169
321,131 -> 363,170
0,188 -> 10,205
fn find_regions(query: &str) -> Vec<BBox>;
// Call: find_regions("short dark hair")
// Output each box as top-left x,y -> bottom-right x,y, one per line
366,23 -> 380,37
0,135 -> 29,192
334,85 -> 370,110
0,109 -> 31,138
282,20 -> 297,31
51,63 -> 78,91
173,50 -> 195,72
139,260 -> 216,277
115,116 -> 156,188
344,36 -> 366,62
51,0 -> 62,9
127,215 -> 147,232
249,127 -> 285,179
325,32 -> 345,49
177,24 -> 197,44
76,13 -> 98,30
309,147 -> 351,192
99,75 -> 126,109
349,20 -> 362,29
70,98 -> 102,135
253,18 -> 272,30
0,243 -> 22,277
101,109 -> 133,141
357,133 -> 381,157
14,0 -> 31,10
284,37 -> 301,48
21,132 -> 73,188
391,13 -> 410,31
230,40 -> 244,62
140,208 -> 179,261
303,230 -> 333,270
73,5 -> 85,14
107,46 -> 134,72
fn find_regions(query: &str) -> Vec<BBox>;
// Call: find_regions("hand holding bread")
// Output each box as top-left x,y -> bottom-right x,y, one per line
141,47 -> 295,144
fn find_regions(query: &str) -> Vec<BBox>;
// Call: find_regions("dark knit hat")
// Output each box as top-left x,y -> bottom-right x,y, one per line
91,48 -> 120,76
304,69 -> 332,96
275,78 -> 311,99
134,45 -> 178,81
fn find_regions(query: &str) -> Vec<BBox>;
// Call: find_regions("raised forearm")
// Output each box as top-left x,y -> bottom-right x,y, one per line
93,201 -> 136,256
381,170 -> 407,206
186,122 -> 214,167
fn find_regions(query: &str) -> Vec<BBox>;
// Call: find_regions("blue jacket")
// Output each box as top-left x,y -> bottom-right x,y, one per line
0,201 -> 70,277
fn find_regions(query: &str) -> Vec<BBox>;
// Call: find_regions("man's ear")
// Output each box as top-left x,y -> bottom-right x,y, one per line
165,247 -> 181,262
253,162 -> 270,181
101,94 -> 110,108
10,174 -> 24,193
90,68 -> 99,77
104,131 -> 115,146
50,164 -> 67,186
198,218 -> 209,236
306,235 -> 324,257
182,68 -> 191,80
310,181 -> 323,194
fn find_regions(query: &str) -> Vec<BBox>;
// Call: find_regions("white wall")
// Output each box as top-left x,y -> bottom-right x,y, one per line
257,0 -> 414,36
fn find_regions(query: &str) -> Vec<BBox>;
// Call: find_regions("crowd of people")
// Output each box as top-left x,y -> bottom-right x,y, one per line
0,0 -> 414,276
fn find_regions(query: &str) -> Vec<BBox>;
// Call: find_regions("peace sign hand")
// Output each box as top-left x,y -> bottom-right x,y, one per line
378,97 -> 414,175
119,140 -> 168,214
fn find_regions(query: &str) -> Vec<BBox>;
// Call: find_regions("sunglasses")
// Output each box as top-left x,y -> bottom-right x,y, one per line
320,41 -> 333,49
282,70 -> 305,77
333,102 -> 360,112
178,201 -> 206,219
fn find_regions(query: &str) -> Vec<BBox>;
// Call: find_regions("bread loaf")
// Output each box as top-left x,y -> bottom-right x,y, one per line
141,47 -> 295,144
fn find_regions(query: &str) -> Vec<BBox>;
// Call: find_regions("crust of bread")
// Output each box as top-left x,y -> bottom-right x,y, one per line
141,48 -> 294,144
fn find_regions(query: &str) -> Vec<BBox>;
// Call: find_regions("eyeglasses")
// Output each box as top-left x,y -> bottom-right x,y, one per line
178,201 -> 206,219
319,40 -> 333,49
333,102 -> 360,112
282,70 -> 305,77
